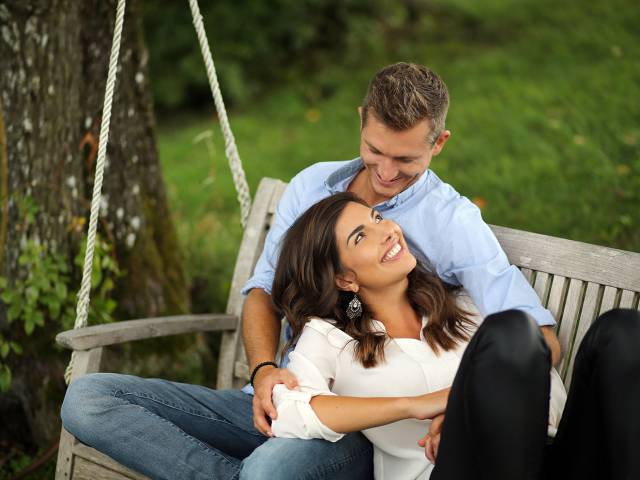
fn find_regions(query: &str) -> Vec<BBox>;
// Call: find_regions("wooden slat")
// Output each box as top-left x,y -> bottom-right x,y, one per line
492,225 -> 640,292
520,268 -> 533,285
235,361 -> 250,380
533,272 -> 551,305
557,279 -> 584,382
55,428 -> 77,480
546,275 -> 567,328
563,282 -> 601,388
619,290 -> 636,309
56,314 -> 237,351
72,444 -> 148,479
599,286 -> 618,316
219,178 -> 287,389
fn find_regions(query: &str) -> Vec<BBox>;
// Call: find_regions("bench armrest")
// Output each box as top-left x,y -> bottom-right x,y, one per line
56,314 -> 238,350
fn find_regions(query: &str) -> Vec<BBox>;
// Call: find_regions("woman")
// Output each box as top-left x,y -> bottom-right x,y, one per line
269,192 -> 639,480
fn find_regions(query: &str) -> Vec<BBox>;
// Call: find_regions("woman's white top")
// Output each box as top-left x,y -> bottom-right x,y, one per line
271,296 -> 567,480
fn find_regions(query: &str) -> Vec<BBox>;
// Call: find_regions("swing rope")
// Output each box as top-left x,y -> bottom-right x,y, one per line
188,0 -> 252,228
65,0 -> 251,384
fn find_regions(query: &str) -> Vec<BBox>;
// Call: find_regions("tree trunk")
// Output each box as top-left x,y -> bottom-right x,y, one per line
0,0 -> 189,451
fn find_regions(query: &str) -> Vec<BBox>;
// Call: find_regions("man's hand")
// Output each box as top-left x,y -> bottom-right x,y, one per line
251,366 -> 299,436
418,413 -> 445,464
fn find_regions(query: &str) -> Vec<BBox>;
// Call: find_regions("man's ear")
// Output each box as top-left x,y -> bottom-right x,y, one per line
431,130 -> 451,156
335,271 -> 359,293
358,106 -> 363,130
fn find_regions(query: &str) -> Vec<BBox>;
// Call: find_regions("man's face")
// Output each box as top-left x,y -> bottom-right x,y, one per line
359,109 -> 450,200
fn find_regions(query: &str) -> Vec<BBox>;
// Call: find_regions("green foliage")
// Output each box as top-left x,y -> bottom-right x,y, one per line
141,0 -> 411,111
157,0 -> 639,315
0,198 -> 122,392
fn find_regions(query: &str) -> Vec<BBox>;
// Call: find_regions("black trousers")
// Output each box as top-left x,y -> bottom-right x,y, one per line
431,308 -> 640,480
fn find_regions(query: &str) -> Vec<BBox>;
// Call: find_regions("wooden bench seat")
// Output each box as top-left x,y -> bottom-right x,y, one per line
55,177 -> 640,479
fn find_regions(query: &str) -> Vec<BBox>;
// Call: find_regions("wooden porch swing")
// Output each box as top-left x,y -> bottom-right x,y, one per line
54,0 -> 640,479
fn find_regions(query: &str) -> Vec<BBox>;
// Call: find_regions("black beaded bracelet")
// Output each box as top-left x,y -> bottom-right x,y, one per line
250,361 -> 278,387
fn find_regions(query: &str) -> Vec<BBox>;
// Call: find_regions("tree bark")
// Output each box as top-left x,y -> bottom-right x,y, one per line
0,0 -> 189,449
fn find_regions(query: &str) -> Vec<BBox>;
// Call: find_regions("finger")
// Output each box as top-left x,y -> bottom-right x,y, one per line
253,413 -> 271,436
433,435 -> 440,461
425,437 -> 435,463
417,434 -> 428,447
261,397 -> 277,420
281,370 -> 299,389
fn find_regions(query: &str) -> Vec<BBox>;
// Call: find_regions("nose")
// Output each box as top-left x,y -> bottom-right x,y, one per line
379,220 -> 397,245
377,158 -> 399,182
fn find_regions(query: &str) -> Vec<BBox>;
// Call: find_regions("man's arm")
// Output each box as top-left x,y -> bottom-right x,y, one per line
540,326 -> 561,367
242,288 -> 298,436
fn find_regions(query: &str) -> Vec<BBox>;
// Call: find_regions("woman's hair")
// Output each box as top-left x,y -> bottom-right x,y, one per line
271,192 -> 475,368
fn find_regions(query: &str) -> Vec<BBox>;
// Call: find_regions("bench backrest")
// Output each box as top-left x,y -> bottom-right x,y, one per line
218,178 -> 640,391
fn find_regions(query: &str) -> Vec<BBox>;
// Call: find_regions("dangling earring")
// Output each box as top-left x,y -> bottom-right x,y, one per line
346,294 -> 362,320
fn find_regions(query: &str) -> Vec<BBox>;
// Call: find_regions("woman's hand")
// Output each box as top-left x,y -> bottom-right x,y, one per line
418,413 -> 445,463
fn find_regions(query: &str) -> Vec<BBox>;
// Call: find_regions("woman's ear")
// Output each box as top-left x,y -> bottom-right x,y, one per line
335,271 -> 359,293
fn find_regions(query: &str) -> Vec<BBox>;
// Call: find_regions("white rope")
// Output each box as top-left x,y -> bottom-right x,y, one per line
188,0 -> 252,227
64,0 -> 126,384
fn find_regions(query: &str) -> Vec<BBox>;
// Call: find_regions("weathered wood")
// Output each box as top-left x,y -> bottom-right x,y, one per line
72,443 -> 148,479
217,178 -> 286,389
564,282 -> 601,388
557,279 -> 584,382
55,428 -> 77,480
69,348 -> 104,383
619,290 -> 636,309
56,314 -> 237,351
235,361 -> 250,381
546,275 -> 567,331
491,226 -> 640,292
533,272 -> 551,306
599,286 -> 618,316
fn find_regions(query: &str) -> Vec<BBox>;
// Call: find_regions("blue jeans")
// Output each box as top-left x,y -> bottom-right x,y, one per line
60,373 -> 373,480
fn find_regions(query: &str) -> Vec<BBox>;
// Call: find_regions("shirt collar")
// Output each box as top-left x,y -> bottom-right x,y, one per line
324,157 -> 432,210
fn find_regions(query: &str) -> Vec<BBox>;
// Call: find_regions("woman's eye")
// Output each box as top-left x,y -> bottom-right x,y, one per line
355,232 -> 365,244
375,214 -> 383,223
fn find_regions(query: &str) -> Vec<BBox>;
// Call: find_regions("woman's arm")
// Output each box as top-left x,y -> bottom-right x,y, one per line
309,387 -> 450,433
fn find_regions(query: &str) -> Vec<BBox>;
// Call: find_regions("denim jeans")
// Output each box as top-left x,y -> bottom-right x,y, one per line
60,374 -> 373,480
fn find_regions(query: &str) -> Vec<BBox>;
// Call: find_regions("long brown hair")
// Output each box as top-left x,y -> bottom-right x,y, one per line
271,192 -> 474,368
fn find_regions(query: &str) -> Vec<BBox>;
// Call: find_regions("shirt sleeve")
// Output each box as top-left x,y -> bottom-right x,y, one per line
270,321 -> 345,442
439,202 -> 556,327
241,174 -> 305,296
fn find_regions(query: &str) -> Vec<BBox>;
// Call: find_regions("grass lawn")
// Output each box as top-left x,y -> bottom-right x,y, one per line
157,0 -> 639,313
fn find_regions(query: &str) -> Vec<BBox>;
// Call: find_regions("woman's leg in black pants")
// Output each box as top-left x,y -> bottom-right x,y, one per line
432,309 -> 551,480
549,308 -> 640,480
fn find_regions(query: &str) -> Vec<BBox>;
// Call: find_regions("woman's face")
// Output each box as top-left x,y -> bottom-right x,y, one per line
334,201 -> 416,293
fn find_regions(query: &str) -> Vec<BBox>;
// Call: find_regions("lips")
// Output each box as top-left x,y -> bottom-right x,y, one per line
381,240 -> 403,263
375,171 -> 401,187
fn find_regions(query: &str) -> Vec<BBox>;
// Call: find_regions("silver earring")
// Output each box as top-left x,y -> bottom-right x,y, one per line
346,294 -> 362,320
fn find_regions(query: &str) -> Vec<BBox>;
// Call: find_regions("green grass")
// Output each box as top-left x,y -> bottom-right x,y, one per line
157,0 -> 639,313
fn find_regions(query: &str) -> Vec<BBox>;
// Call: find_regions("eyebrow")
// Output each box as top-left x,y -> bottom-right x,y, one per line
346,209 -> 376,246
365,140 -> 419,162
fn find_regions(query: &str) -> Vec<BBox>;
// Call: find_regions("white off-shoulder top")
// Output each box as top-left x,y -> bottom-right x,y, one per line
271,296 -> 567,480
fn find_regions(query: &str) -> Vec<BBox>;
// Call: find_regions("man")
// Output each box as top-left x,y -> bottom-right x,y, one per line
61,62 -> 561,480
239,62 -> 561,477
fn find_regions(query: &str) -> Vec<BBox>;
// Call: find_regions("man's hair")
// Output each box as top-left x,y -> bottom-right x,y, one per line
361,62 -> 449,144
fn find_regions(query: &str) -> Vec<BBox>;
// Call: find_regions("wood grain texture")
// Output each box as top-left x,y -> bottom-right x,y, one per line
546,275 -> 567,328
491,226 -> 640,292
619,290 -> 637,309
599,286 -> 618,315
564,282 -> 601,388
72,443 -> 148,479
218,178 -> 285,389
557,279 -> 584,382
56,314 -> 237,350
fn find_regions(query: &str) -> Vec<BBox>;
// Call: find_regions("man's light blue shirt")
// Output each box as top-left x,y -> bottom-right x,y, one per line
241,158 -> 555,392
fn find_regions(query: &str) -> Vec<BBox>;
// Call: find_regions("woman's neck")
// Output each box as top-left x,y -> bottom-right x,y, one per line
359,280 -> 421,337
